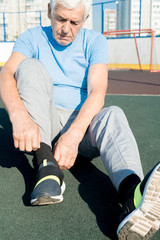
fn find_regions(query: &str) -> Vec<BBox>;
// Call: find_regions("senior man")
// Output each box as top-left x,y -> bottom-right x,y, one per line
0,0 -> 160,239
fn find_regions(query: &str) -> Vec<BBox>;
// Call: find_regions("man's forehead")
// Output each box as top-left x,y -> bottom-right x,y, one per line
54,3 -> 85,20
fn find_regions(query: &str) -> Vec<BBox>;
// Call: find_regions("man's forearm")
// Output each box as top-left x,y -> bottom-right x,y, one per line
0,69 -> 28,122
0,68 -> 41,152
0,52 -> 28,121
68,63 -> 108,139
68,90 -> 106,140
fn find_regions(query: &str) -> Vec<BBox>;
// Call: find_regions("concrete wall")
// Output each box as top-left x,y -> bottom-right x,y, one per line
107,37 -> 160,70
0,42 -> 14,66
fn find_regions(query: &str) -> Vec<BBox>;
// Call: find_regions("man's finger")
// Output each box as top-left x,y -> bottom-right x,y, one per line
14,137 -> 19,149
25,138 -> 33,152
19,139 -> 25,151
32,133 -> 40,151
53,145 -> 61,163
38,134 -> 42,148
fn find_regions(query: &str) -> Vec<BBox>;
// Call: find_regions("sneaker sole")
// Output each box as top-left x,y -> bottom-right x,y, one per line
117,163 -> 160,239
31,181 -> 66,206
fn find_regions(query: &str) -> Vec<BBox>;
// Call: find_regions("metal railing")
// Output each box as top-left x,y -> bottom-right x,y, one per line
0,10 -> 48,42
1,1 -> 113,42
92,0 -> 117,34
1,0 -> 157,42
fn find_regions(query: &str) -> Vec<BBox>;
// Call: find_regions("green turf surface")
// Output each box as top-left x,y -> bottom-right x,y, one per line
0,95 -> 160,240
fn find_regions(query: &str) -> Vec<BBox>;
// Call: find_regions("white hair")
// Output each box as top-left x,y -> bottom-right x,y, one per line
50,0 -> 91,20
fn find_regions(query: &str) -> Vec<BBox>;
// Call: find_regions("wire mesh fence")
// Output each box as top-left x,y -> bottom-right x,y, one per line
0,1 -> 117,42
0,10 -> 50,41
1,0 -> 160,42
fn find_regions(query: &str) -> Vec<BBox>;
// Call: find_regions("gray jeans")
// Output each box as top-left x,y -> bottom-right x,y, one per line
15,58 -> 144,190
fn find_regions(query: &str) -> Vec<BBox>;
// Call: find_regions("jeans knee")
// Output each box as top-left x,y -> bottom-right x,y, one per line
15,58 -> 44,79
18,58 -> 43,70
103,105 -> 125,119
15,58 -> 52,93
99,105 -> 128,130
107,105 -> 122,112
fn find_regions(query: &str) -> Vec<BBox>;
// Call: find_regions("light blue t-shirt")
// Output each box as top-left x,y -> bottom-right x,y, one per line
13,26 -> 108,110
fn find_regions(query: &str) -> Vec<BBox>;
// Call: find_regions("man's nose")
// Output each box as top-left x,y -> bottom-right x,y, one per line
62,21 -> 70,34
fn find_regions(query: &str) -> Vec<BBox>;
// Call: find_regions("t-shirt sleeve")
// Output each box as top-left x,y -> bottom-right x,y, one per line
88,33 -> 108,65
12,29 -> 36,58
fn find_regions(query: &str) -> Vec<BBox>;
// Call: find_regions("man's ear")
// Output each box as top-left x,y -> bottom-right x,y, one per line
48,3 -> 51,19
82,14 -> 89,26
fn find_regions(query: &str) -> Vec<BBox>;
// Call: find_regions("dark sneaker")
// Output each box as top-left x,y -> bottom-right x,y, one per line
31,160 -> 65,206
117,162 -> 160,239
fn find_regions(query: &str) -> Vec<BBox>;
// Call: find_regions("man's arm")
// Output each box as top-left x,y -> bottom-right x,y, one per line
0,52 -> 41,152
53,63 -> 108,169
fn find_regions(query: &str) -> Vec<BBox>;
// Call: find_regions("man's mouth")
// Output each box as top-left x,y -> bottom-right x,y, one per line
59,34 -> 71,40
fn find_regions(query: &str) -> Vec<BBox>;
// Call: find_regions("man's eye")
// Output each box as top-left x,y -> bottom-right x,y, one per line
71,21 -> 78,26
56,16 -> 66,22
59,18 -> 66,22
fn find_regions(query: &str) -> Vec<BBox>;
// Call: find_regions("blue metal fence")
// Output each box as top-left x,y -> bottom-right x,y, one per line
0,10 -> 48,42
92,0 -> 117,34
2,12 -> 6,42
1,1 -> 115,42
0,0 -> 146,42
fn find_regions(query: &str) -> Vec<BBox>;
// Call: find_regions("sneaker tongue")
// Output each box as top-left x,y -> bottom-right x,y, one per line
134,182 -> 142,208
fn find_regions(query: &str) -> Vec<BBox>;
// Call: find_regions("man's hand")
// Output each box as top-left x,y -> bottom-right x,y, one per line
11,110 -> 41,152
53,127 -> 84,170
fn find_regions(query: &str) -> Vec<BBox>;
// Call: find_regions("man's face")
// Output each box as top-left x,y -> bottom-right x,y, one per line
48,3 -> 86,46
